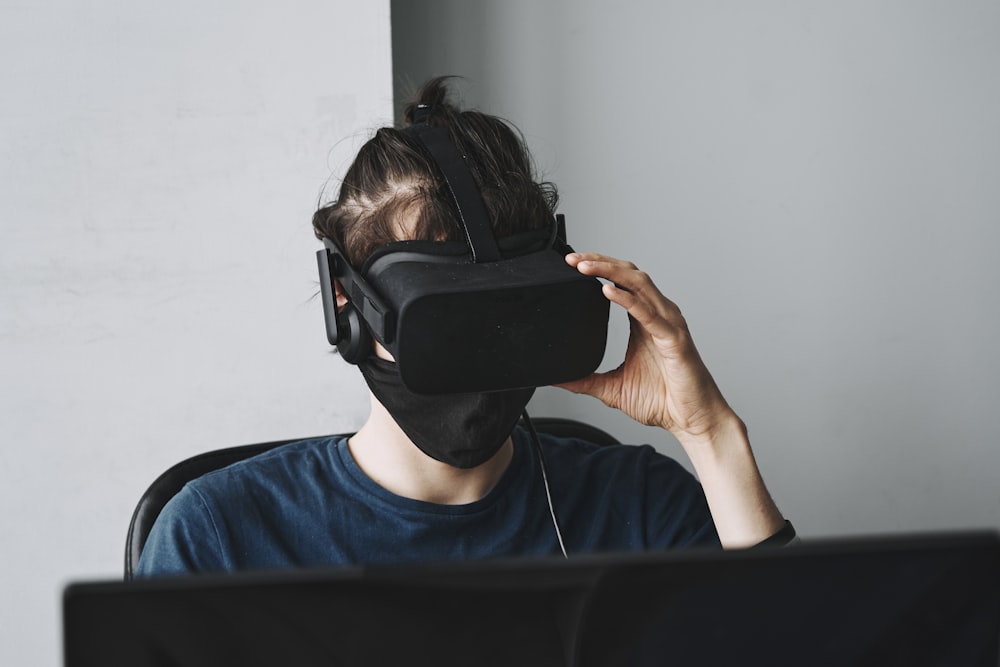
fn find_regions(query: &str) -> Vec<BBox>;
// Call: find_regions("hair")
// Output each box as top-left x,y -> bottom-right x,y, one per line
312,76 -> 559,266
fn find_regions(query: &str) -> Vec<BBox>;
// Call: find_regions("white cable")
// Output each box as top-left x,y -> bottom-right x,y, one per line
523,411 -> 568,559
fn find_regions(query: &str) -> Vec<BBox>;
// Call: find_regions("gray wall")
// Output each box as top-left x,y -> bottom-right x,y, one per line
393,1 -> 1000,538
0,2 -> 391,664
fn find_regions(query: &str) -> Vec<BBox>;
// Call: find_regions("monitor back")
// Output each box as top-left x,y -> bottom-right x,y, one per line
64,532 -> 1000,667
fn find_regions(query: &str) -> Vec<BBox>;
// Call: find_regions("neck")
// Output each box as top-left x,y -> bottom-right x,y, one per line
347,393 -> 514,505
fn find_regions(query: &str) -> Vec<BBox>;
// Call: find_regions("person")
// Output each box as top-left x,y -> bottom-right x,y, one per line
136,77 -> 790,577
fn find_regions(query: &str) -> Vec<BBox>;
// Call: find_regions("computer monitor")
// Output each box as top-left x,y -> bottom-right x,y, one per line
64,532 -> 999,667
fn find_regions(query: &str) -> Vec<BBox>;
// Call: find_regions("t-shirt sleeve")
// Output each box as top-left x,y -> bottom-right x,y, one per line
643,453 -> 721,550
134,483 -> 229,577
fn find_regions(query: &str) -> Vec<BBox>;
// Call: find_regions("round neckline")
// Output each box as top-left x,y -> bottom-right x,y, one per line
332,428 -> 528,516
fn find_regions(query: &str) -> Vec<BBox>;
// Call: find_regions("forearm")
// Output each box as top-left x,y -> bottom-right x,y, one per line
676,413 -> 785,549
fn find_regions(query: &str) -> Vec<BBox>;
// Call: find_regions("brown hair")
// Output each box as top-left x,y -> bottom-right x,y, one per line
312,76 -> 558,266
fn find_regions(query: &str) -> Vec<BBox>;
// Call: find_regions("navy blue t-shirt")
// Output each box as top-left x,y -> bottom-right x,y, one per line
136,426 -> 720,576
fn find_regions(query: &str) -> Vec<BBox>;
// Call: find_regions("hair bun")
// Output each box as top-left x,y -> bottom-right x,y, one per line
403,76 -> 457,126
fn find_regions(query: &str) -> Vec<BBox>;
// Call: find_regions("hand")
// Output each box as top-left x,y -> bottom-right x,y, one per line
559,253 -> 738,445
562,253 -> 787,546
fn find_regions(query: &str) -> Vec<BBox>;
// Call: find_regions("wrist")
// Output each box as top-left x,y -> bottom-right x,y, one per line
674,410 -> 748,461
675,411 -> 786,548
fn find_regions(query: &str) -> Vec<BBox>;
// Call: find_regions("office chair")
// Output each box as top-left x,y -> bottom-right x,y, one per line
124,417 -> 619,580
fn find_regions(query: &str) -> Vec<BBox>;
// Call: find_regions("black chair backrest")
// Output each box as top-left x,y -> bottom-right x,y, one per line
124,417 -> 618,580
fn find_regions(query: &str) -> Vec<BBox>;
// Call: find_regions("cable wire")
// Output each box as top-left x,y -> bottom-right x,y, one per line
522,411 -> 568,558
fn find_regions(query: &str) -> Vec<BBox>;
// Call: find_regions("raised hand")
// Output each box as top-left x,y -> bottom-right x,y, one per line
559,252 -> 736,446
559,252 -> 787,547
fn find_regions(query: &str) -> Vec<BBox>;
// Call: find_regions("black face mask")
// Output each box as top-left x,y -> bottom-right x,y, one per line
358,357 -> 535,469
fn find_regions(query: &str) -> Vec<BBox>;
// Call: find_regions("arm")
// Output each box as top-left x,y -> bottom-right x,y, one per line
559,253 -> 786,548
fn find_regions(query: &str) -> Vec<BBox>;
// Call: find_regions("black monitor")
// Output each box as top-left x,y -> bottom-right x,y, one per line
64,532 -> 999,667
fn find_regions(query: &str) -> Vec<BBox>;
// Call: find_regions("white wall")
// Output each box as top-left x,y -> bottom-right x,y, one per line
392,1 -> 1000,537
0,2 -> 391,664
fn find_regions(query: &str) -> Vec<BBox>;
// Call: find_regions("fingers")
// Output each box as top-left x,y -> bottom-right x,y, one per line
566,252 -> 684,336
567,252 -> 674,304
602,283 -> 676,343
565,252 -> 641,284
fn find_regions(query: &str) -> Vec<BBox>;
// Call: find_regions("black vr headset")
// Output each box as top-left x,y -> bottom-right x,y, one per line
316,117 -> 609,394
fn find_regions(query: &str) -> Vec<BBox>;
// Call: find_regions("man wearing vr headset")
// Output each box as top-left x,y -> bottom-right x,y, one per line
137,78 -> 790,577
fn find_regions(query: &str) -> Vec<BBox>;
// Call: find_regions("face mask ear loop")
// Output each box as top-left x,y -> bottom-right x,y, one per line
521,410 -> 568,559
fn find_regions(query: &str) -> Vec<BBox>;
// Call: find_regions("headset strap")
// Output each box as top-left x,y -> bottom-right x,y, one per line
406,124 -> 501,263
319,238 -> 395,343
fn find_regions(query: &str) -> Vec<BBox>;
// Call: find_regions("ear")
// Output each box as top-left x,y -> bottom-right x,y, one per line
333,279 -> 349,311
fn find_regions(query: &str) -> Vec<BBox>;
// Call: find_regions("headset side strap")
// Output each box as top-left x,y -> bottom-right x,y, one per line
321,239 -> 395,344
316,248 -> 340,345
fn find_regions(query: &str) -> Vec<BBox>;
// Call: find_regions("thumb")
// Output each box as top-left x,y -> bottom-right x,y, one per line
555,368 -> 622,409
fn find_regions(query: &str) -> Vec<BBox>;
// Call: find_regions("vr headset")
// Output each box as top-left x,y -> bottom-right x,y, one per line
316,118 -> 609,394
